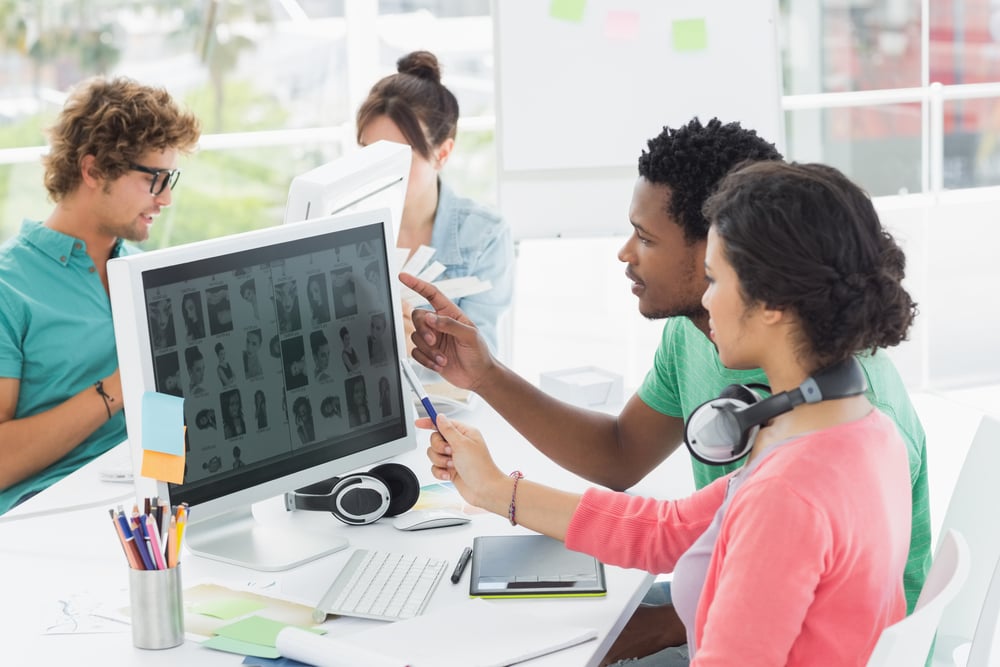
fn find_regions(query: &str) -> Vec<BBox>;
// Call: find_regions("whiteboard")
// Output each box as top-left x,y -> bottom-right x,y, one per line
494,0 -> 784,239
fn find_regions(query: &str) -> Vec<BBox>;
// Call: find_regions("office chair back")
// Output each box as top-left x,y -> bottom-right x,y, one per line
955,548 -> 1000,667
865,529 -> 970,667
933,415 -> 1000,660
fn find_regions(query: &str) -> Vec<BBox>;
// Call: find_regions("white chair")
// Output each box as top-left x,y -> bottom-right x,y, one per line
953,548 -> 1000,666
930,415 -> 1000,664
867,529 -> 970,667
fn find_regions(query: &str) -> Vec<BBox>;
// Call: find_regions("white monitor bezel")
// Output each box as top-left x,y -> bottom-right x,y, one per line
108,209 -> 417,533
283,140 -> 411,236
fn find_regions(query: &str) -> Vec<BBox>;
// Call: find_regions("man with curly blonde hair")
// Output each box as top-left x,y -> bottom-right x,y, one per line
0,77 -> 200,514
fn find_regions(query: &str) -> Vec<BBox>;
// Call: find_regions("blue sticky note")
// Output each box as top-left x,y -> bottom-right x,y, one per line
141,391 -> 185,455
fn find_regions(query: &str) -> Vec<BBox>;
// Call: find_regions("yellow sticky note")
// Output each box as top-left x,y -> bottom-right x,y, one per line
141,449 -> 185,484
672,17 -> 708,52
550,0 -> 586,23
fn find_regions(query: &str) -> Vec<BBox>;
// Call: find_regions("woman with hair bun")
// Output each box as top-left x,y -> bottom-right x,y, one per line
356,50 -> 514,358
425,160 -> 917,666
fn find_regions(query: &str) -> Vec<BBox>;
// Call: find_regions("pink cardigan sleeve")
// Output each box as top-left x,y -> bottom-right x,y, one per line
565,476 -> 729,573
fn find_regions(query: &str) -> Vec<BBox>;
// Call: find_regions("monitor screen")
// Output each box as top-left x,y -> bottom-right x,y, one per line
283,140 -> 411,242
109,209 -> 417,571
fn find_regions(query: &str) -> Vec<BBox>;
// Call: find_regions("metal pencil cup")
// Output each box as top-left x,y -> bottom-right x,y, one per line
128,565 -> 184,649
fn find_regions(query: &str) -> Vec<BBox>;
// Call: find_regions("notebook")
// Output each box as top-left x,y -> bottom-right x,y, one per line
469,534 -> 607,598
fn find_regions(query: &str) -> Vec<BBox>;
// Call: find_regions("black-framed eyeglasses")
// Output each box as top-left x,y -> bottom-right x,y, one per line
128,163 -> 181,196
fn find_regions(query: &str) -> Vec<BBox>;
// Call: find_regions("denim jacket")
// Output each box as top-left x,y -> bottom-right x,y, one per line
429,181 -> 515,354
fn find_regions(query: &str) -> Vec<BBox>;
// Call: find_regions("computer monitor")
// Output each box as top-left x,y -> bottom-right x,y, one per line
108,208 -> 416,571
283,139 -> 411,239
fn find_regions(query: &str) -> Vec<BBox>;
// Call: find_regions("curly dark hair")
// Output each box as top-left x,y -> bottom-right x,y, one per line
704,161 -> 917,368
42,76 -> 200,202
355,50 -> 459,161
638,117 -> 782,243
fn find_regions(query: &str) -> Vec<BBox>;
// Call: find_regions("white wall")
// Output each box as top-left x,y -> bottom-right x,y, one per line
506,187 -> 1000,394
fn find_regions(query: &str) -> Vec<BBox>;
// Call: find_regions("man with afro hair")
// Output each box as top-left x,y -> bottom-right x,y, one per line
400,117 -> 930,666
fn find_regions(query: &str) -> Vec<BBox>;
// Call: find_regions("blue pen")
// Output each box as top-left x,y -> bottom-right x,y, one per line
400,359 -> 438,426
118,512 -> 153,570
136,516 -> 158,570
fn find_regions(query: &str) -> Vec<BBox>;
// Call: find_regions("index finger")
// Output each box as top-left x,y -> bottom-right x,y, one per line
398,272 -> 471,324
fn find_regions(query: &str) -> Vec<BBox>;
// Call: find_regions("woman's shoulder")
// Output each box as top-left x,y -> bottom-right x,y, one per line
437,181 -> 505,229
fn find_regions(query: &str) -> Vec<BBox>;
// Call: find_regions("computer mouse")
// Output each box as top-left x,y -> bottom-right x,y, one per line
391,509 -> 471,531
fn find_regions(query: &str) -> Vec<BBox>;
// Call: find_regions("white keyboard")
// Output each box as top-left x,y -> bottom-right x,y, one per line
312,549 -> 447,623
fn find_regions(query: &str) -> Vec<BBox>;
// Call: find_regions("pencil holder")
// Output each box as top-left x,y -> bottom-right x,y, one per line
128,565 -> 184,649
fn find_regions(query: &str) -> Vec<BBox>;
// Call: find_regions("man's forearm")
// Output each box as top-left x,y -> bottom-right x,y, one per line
0,380 -> 121,488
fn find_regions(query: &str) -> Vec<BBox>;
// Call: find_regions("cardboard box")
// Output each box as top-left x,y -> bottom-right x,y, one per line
539,366 -> 624,407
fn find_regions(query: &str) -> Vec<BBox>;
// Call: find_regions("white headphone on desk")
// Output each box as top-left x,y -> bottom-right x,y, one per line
283,462 -> 419,525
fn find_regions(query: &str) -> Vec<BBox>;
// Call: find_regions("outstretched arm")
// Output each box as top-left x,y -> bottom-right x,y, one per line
426,414 -> 581,541
400,272 -> 687,491
0,369 -> 123,489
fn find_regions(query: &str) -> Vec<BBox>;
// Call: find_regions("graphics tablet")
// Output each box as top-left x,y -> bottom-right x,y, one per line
470,534 -> 607,598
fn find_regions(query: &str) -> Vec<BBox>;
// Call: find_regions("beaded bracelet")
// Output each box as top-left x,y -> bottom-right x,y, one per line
507,470 -> 524,526
94,380 -> 114,421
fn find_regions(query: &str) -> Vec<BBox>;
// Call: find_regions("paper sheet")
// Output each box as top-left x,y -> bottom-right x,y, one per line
276,598 -> 596,667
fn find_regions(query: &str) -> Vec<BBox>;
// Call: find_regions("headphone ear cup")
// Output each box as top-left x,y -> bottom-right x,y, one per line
294,476 -> 341,497
684,384 -> 764,466
328,473 -> 391,525
719,384 -> 760,404
369,463 -> 419,517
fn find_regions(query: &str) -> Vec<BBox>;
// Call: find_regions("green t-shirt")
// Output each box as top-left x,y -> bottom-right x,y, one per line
637,317 -> 931,613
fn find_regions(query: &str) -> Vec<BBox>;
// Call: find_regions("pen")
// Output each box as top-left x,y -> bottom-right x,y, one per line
400,359 -> 438,426
450,546 -> 473,584
145,514 -> 167,570
111,509 -> 141,569
121,512 -> 153,570
136,516 -> 158,571
167,514 -> 179,568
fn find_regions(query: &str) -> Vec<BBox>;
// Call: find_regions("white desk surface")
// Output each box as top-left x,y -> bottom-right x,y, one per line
0,401 -> 696,666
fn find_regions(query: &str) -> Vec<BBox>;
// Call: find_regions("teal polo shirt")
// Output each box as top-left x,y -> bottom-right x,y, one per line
0,220 -> 135,514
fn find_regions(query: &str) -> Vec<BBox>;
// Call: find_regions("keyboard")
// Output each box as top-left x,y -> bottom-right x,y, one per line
312,549 -> 447,623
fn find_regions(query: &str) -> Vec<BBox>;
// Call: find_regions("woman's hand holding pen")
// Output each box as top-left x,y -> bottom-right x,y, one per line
424,414 -> 508,516
398,272 -> 494,390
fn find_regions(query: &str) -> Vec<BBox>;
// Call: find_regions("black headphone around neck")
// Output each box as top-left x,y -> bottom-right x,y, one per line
683,357 -> 868,466
283,462 -> 419,525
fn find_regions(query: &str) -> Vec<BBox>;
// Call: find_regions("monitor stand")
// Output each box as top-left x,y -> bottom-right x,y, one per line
183,506 -> 348,572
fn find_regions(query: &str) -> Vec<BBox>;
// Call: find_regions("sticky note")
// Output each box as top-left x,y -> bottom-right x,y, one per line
141,449 -> 185,484
672,17 -> 708,52
141,391 -> 185,455
549,0 -> 586,23
192,597 -> 267,620
214,615 -> 325,648
605,10 -> 640,41
202,635 -> 281,659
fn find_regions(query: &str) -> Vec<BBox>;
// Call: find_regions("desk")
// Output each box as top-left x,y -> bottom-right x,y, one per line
0,402 -> 694,666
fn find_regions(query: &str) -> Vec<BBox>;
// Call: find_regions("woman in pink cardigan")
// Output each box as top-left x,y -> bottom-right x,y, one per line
424,161 -> 916,666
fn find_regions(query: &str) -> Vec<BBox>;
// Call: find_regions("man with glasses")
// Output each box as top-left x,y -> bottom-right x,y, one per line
0,77 -> 200,515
